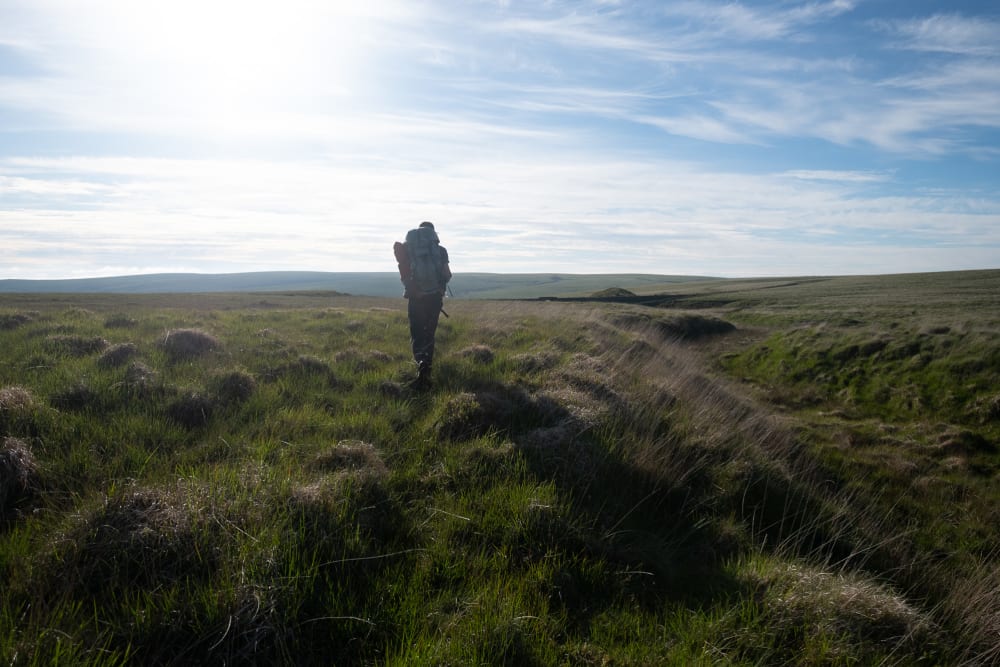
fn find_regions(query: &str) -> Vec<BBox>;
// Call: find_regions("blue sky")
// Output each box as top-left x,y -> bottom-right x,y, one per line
1,0 -> 998,279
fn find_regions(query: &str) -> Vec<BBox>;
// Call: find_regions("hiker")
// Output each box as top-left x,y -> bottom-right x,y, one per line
394,221 -> 452,388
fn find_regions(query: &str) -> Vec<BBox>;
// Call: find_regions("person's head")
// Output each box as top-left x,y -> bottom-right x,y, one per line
419,221 -> 435,230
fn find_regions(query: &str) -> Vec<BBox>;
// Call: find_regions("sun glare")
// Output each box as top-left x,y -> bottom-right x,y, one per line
90,1 -> 373,125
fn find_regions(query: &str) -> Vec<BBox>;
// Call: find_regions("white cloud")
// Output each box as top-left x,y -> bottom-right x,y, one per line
2,150 -> 997,279
881,14 -> 1000,56
493,15 -> 694,63
636,113 -> 757,144
0,174 -> 114,196
784,170 -> 892,183
660,0 -> 856,41
787,1 -> 857,22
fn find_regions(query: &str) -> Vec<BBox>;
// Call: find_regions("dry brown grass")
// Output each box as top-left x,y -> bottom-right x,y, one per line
0,385 -> 35,413
1,436 -> 40,519
605,319 -> 793,461
510,350 -> 560,373
288,478 -> 338,508
942,561 -> 1000,665
555,353 -> 619,405
124,361 -> 157,398
310,440 -> 387,476
741,559 -> 933,656
971,393 -> 1000,424
291,442 -> 393,539
535,386 -> 610,429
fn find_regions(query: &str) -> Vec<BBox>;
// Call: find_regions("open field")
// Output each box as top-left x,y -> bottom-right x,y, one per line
2,270 -> 998,665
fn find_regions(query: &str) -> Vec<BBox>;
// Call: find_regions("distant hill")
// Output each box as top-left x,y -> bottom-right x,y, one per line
0,272 -> 389,296
0,272 -> 713,299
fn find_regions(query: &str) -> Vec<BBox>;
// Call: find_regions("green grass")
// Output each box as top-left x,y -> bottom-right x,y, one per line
2,274 -> 999,665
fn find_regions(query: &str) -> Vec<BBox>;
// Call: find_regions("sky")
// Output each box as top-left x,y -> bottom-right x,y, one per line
1,0 -> 999,280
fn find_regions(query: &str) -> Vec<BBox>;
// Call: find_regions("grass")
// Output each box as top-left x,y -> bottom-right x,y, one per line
1,273 -> 998,665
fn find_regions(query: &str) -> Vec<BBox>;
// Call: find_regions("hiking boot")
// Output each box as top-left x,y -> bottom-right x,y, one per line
409,363 -> 432,390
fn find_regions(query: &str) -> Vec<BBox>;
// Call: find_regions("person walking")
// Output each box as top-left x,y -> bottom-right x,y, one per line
394,221 -> 451,389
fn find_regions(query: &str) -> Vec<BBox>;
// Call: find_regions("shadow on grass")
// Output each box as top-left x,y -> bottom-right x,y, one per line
515,426 -> 748,613
425,373 -> 752,626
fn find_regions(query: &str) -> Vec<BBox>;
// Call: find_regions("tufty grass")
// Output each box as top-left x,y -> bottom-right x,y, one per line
0,274 -> 998,665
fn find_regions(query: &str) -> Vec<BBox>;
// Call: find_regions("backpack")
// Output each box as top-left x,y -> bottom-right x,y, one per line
397,226 -> 450,297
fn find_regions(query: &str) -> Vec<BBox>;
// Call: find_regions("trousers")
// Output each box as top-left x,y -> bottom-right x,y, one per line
408,293 -> 443,368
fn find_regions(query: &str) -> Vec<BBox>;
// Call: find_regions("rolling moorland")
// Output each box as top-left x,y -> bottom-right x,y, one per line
0,272 -> 713,300
1,269 -> 998,665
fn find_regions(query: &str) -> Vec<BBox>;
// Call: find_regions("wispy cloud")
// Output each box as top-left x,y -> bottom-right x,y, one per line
438,2 -> 1000,158
658,0 -> 857,40
784,170 -> 893,183
635,113 -> 757,144
879,13 -> 1000,56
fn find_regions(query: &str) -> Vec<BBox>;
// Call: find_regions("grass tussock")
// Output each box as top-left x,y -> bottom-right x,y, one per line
310,440 -> 387,476
166,390 -> 214,428
1,436 -> 40,520
459,344 -> 495,363
294,354 -> 331,374
433,386 -> 565,442
97,342 -> 139,368
264,355 -> 348,390
0,312 -> 35,330
161,328 -> 220,360
51,482 -> 219,595
972,392 -> 1000,424
510,350 -> 560,373
50,382 -> 103,412
733,558 -> 934,662
124,361 -> 158,398
211,369 -> 257,406
0,385 -> 35,413
0,386 -> 40,436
